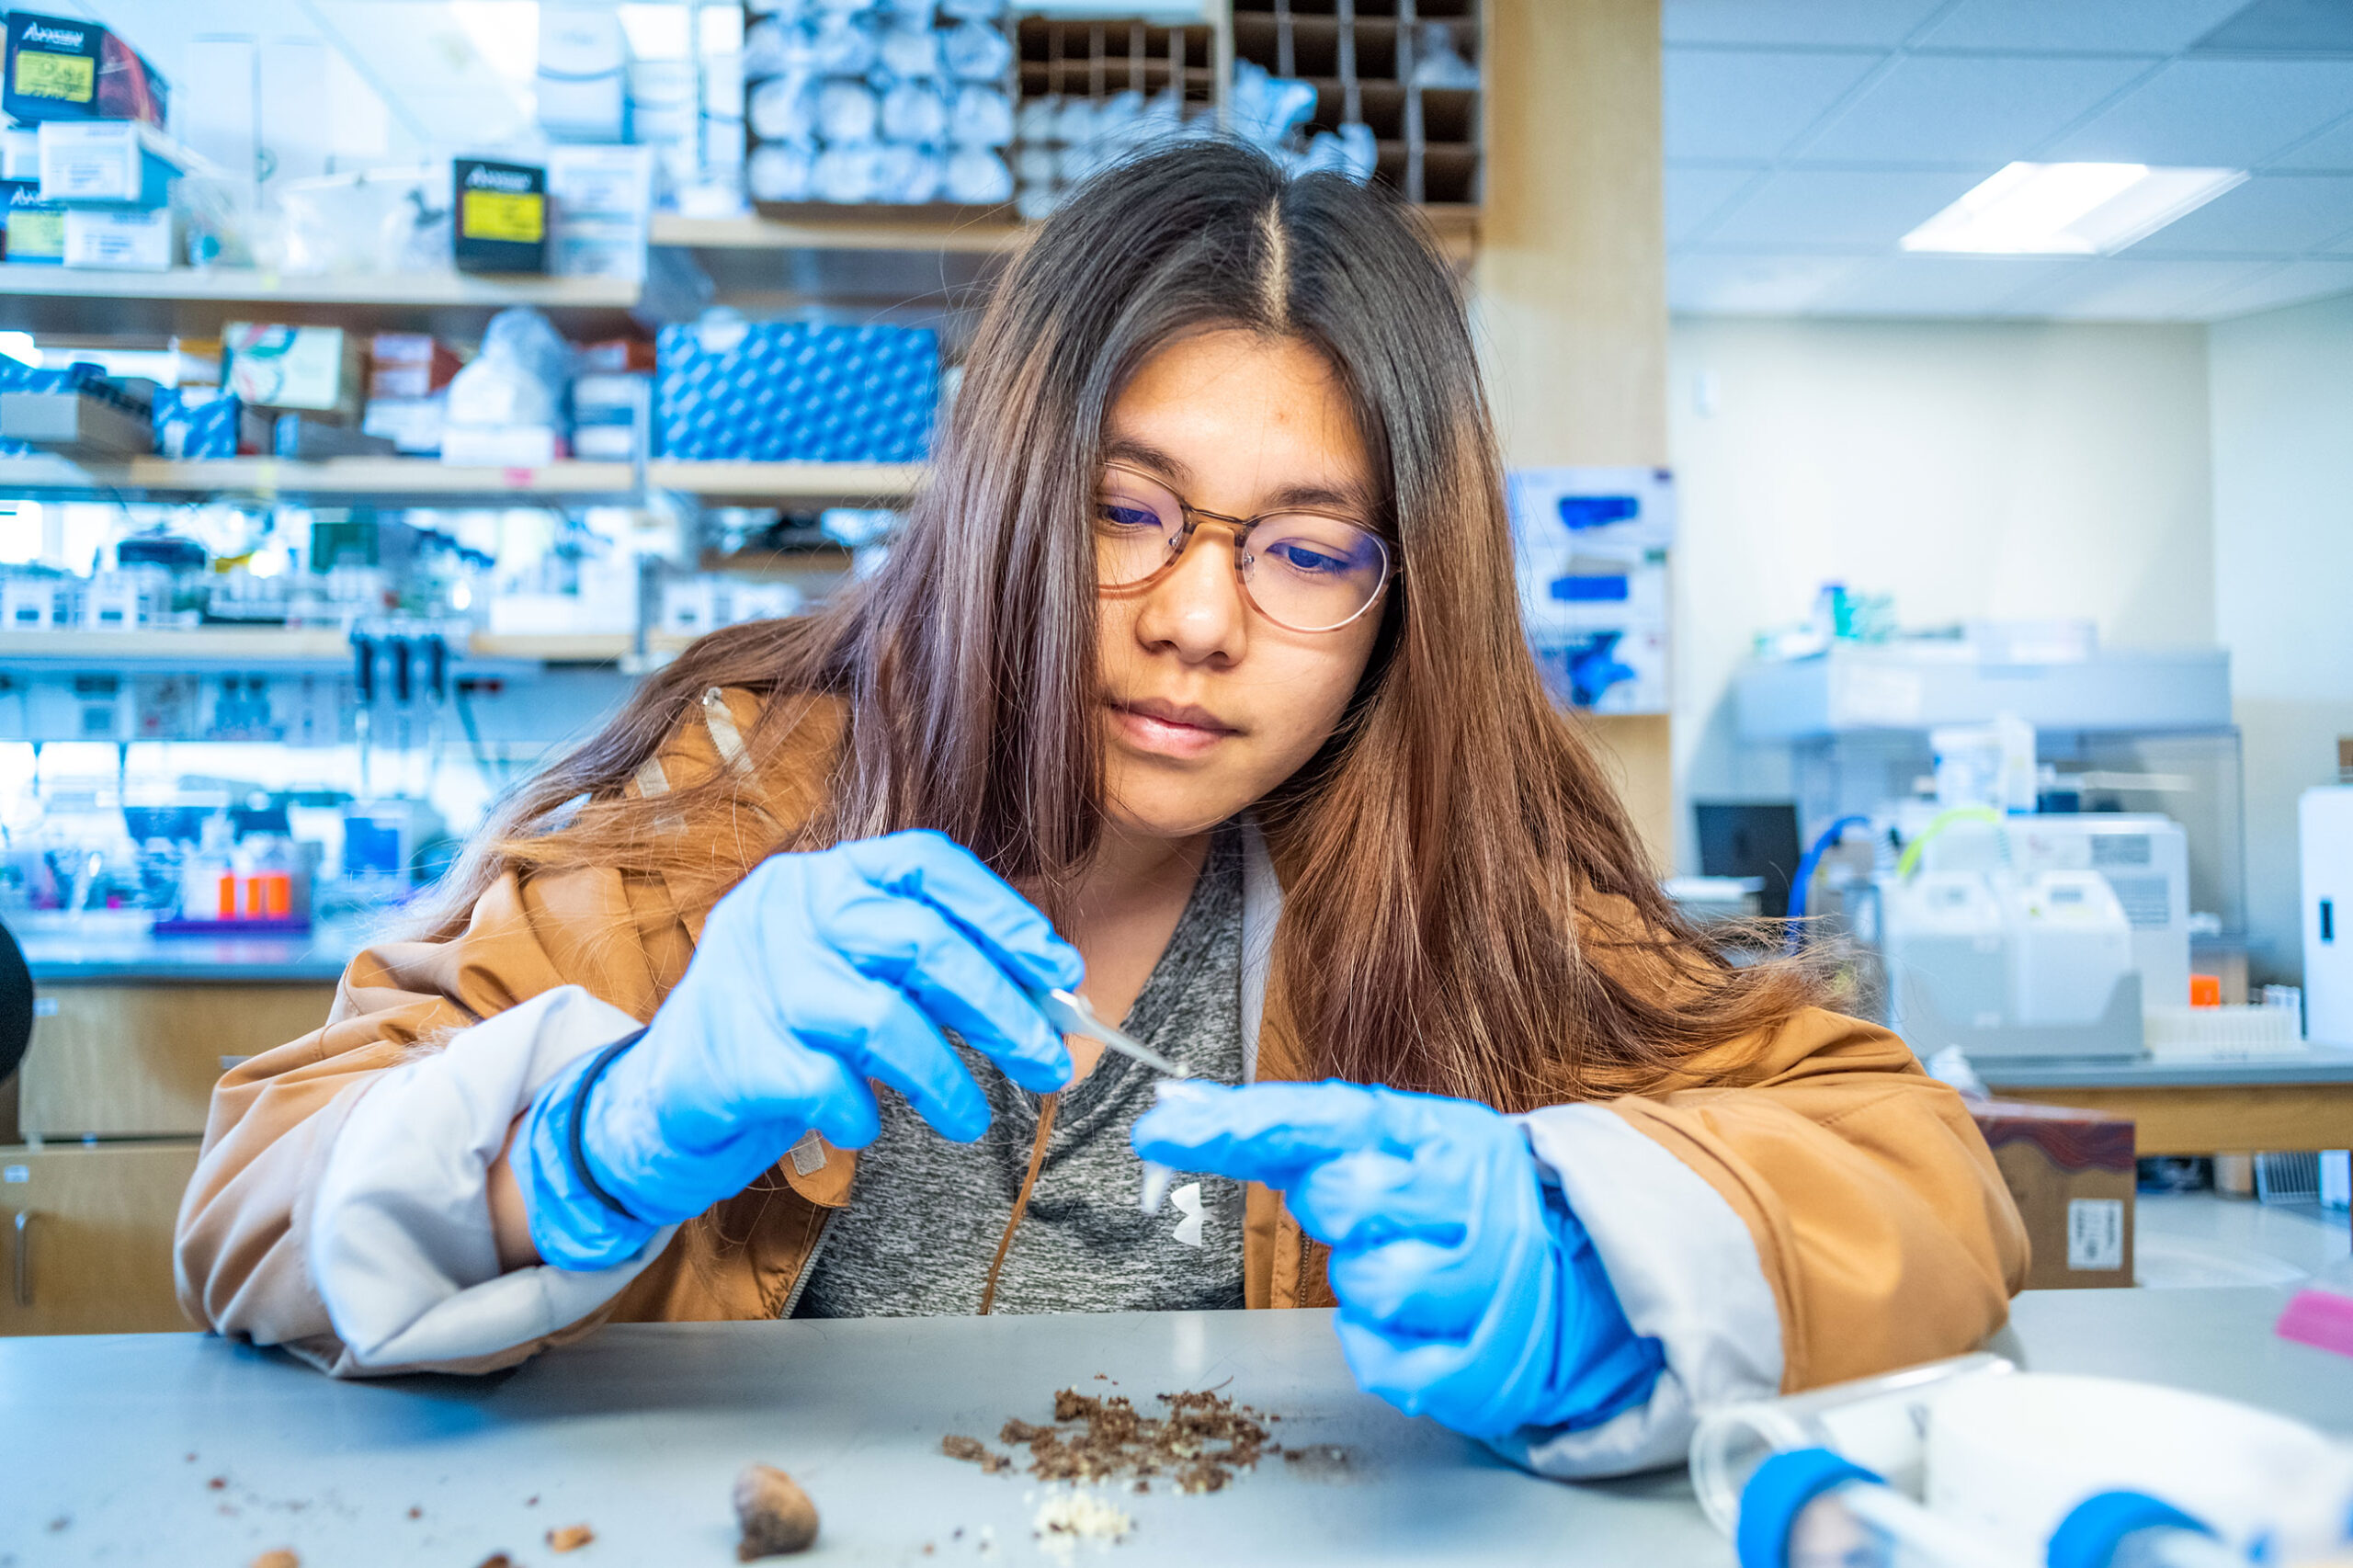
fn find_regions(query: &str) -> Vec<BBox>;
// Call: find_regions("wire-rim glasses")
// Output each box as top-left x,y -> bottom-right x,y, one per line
1092,462 -> 1394,634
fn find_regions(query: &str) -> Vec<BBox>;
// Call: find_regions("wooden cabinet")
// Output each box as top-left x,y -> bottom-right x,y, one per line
0,1142 -> 201,1335
18,983 -> 336,1139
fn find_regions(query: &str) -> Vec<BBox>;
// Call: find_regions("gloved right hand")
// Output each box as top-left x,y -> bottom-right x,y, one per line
516,829 -> 1083,1270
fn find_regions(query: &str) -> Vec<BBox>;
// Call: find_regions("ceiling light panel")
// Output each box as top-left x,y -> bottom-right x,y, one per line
1902,162 -> 2248,255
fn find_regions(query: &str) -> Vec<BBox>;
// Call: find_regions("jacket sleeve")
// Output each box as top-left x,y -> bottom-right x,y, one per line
1496,1007 -> 2029,1479
172,860 -> 689,1376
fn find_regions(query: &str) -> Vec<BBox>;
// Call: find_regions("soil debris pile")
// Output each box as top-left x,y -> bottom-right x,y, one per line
940,1434 -> 1012,1472
945,1387 -> 1276,1494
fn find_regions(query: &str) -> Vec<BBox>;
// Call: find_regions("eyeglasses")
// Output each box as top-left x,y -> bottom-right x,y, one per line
1092,462 -> 1393,634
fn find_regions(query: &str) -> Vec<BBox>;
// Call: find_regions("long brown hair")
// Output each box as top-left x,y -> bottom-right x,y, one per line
439,141 -> 1823,1108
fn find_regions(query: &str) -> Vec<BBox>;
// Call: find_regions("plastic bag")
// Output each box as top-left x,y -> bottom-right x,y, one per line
1295,121 -> 1376,182
878,18 -> 943,78
943,146 -> 1012,204
949,83 -> 1013,146
445,308 -> 574,432
815,78 -> 881,142
943,19 -> 1011,81
749,73 -> 818,141
748,141 -> 817,202
881,80 -> 948,143
1230,61 -> 1316,153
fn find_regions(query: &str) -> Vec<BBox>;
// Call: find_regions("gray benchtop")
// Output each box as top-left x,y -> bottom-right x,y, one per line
1,1289 -> 2346,1566
1980,1046 -> 2353,1088
10,910 -> 376,983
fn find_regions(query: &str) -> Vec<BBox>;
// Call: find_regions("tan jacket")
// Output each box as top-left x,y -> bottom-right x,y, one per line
176,687 -> 2028,1442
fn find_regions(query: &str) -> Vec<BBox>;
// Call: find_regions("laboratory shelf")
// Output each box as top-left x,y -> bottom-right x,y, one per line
651,210 -> 1025,254
650,204 -> 1481,263
0,628 -> 357,663
1734,644 -> 2234,740
0,264 -> 643,337
0,627 -> 664,668
0,455 -> 922,506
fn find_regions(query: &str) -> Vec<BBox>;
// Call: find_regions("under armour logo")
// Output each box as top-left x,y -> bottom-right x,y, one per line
1169,1182 -> 1203,1247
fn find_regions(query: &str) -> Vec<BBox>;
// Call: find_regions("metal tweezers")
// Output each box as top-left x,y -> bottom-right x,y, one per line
1033,987 -> 1192,1080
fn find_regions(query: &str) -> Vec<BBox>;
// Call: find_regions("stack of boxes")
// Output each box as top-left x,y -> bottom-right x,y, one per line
1,10 -> 182,270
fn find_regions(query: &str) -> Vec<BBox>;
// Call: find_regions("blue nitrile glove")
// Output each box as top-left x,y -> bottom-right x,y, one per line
517,830 -> 1083,1270
1132,1080 -> 1665,1439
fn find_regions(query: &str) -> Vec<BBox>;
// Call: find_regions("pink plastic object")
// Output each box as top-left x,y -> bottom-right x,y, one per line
2277,1286 -> 2353,1358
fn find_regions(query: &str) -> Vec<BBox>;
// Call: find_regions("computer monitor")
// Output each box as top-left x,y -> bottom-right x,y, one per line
1694,801 -> 1803,920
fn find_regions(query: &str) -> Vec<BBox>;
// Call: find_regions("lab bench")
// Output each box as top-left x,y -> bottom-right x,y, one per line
1982,1049 -> 2353,1154
0,1291 -> 2347,1566
1,913 -> 362,1336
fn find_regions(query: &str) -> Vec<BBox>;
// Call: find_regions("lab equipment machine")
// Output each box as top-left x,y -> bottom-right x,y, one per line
1733,642 -> 2247,1062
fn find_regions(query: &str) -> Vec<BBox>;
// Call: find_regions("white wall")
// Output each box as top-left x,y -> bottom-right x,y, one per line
1667,317 -> 2218,873
2210,292 -> 2353,986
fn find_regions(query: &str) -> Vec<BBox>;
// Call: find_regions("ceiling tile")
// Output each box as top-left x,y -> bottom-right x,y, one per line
2270,113 -> 2353,172
1669,252 -> 1872,313
1916,0 -> 2255,54
1664,49 -> 1889,162
1813,253 -> 2087,315
2198,258 -> 2353,317
1665,165 -> 1766,247
2125,173 -> 2353,256
1701,168 -> 1991,248
2003,255 -> 2279,317
2040,58 -> 2353,166
1796,53 -> 2157,165
1665,0 -> 1949,49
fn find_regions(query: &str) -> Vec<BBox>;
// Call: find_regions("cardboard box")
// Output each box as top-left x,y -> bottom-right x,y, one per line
361,396 -> 445,456
61,204 -> 169,269
367,333 -> 462,401
1971,1098 -> 2136,1290
223,324 -> 359,415
1,126 -> 35,180
452,157 -> 548,275
36,119 -> 179,206
3,10 -> 168,128
153,387 -> 262,460
1,177 -> 63,261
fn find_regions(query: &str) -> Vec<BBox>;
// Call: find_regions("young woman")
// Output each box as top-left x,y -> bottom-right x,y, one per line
176,142 -> 2025,1480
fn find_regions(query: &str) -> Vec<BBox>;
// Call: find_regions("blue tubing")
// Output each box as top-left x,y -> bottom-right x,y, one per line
1785,815 -> 1873,954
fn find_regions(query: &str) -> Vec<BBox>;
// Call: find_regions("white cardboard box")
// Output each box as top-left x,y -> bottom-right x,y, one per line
62,206 -> 172,269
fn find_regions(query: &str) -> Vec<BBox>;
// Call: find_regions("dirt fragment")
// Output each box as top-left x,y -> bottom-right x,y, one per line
939,1435 -> 1011,1473
250,1551 -> 300,1568
45,1518 -> 67,1533
476,1556 -> 514,1568
406,1506 -> 424,1519
207,1476 -> 228,1491
548,1523 -> 596,1551
972,1387 -> 1278,1494
733,1463 -> 819,1560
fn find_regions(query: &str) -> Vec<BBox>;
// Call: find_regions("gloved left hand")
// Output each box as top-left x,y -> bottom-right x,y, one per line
1131,1080 -> 1664,1439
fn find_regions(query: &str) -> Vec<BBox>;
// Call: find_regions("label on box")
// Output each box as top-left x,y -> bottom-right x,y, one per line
4,187 -> 63,260
2066,1197 -> 2125,1270
63,206 -> 169,269
13,47 -> 90,102
461,187 -> 544,244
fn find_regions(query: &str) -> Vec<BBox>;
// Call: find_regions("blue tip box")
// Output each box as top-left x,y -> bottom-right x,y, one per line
654,321 -> 938,464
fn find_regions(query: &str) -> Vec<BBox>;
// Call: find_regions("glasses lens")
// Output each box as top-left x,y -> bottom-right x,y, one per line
1245,514 -> 1391,631
1094,470 -> 1183,586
